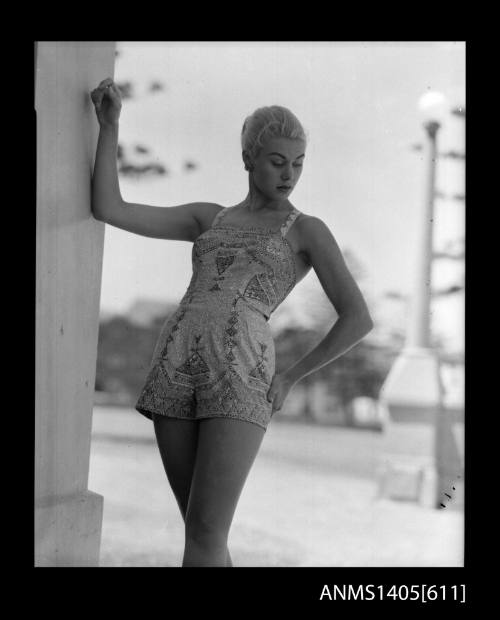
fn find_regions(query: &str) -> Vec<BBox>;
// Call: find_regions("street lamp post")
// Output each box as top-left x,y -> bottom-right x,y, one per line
378,92 -> 448,509
409,92 -> 447,350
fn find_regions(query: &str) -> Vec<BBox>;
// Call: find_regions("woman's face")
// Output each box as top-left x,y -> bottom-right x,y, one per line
248,137 -> 306,201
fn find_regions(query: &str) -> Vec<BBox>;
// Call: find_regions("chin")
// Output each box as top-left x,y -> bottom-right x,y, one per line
275,189 -> 292,198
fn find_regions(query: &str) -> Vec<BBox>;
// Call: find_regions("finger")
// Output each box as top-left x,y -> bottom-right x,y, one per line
106,86 -> 120,103
90,90 -> 104,108
95,85 -> 113,96
98,77 -> 114,88
110,84 -> 122,99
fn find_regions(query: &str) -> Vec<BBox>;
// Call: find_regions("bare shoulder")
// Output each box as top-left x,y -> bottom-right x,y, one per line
294,212 -> 373,321
296,213 -> 330,234
295,213 -> 337,256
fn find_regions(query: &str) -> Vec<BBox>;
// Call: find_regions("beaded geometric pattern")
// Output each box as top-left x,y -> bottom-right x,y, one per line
135,205 -> 300,431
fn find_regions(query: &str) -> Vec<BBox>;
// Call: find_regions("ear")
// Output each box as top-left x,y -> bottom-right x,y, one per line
242,150 -> 254,171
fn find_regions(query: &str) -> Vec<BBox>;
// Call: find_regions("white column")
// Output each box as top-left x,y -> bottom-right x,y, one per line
35,41 -> 115,566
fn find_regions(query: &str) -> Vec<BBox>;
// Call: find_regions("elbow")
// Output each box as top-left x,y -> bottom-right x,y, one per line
90,199 -> 125,223
363,316 -> 375,335
340,309 -> 374,335
90,205 -> 106,222
358,310 -> 374,333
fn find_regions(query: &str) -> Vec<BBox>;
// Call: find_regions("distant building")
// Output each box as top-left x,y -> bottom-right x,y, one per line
126,298 -> 173,327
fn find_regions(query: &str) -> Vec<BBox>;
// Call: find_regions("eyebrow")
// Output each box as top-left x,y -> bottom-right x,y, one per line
268,152 -> 305,160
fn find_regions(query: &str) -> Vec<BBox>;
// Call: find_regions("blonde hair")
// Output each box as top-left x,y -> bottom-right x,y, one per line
241,105 -> 307,161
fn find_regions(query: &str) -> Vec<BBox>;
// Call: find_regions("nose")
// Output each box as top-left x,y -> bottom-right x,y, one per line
281,165 -> 292,181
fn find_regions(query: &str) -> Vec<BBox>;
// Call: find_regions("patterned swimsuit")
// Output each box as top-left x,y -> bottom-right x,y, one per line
135,204 -> 302,431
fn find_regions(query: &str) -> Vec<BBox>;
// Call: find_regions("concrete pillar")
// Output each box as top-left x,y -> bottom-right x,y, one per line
35,41 -> 115,566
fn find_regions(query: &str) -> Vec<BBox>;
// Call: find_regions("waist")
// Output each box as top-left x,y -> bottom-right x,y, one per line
180,293 -> 270,322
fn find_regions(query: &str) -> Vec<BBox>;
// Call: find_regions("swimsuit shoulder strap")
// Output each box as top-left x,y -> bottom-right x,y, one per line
210,206 -> 229,228
280,207 -> 301,237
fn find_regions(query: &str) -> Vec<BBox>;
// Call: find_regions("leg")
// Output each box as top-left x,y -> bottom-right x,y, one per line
152,414 -> 234,566
183,417 -> 266,567
152,414 -> 199,520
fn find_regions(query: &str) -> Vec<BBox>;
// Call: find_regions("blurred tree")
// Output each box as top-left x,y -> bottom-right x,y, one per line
149,81 -> 165,93
432,282 -> 464,297
96,316 -> 163,399
134,144 -> 150,155
275,325 -> 395,426
383,290 -> 406,301
431,105 -> 465,299
96,299 -> 394,420
118,162 -> 168,178
389,103 -> 465,355
184,160 -> 198,172
275,326 -> 320,423
96,303 -> 179,402
114,45 -> 186,180
433,237 -> 465,261
274,248 -> 389,425
440,150 -> 465,160
326,340 -> 396,425
413,104 -> 465,298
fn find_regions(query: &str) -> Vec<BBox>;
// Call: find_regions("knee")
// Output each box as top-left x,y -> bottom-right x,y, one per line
185,509 -> 228,549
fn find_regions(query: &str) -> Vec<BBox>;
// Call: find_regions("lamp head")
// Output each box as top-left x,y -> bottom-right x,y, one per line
417,91 -> 448,132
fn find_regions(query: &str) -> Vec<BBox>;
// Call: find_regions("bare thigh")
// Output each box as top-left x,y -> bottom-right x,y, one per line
185,418 -> 266,538
152,414 -> 199,519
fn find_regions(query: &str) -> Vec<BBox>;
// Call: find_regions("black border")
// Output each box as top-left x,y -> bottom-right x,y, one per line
30,38 -> 474,609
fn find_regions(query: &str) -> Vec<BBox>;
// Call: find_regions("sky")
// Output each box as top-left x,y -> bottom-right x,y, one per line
99,41 -> 465,352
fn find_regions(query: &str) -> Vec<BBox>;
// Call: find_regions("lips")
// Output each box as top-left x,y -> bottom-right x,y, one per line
277,185 -> 291,190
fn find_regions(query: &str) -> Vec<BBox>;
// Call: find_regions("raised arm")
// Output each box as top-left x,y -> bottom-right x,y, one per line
89,77 -> 221,241
90,78 -> 124,222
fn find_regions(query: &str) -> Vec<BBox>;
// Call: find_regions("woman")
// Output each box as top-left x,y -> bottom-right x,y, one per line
90,77 -> 374,567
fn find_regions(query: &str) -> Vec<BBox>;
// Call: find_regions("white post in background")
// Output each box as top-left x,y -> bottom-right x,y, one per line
378,92 -> 450,508
35,41 -> 115,566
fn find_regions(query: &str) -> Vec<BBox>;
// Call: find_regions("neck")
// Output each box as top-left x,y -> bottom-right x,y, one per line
242,180 -> 288,213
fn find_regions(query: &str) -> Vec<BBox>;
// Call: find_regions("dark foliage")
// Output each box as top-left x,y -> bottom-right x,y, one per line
96,316 -> 395,418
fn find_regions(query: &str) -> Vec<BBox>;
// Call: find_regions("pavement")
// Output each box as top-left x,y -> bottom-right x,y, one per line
89,406 -> 464,567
